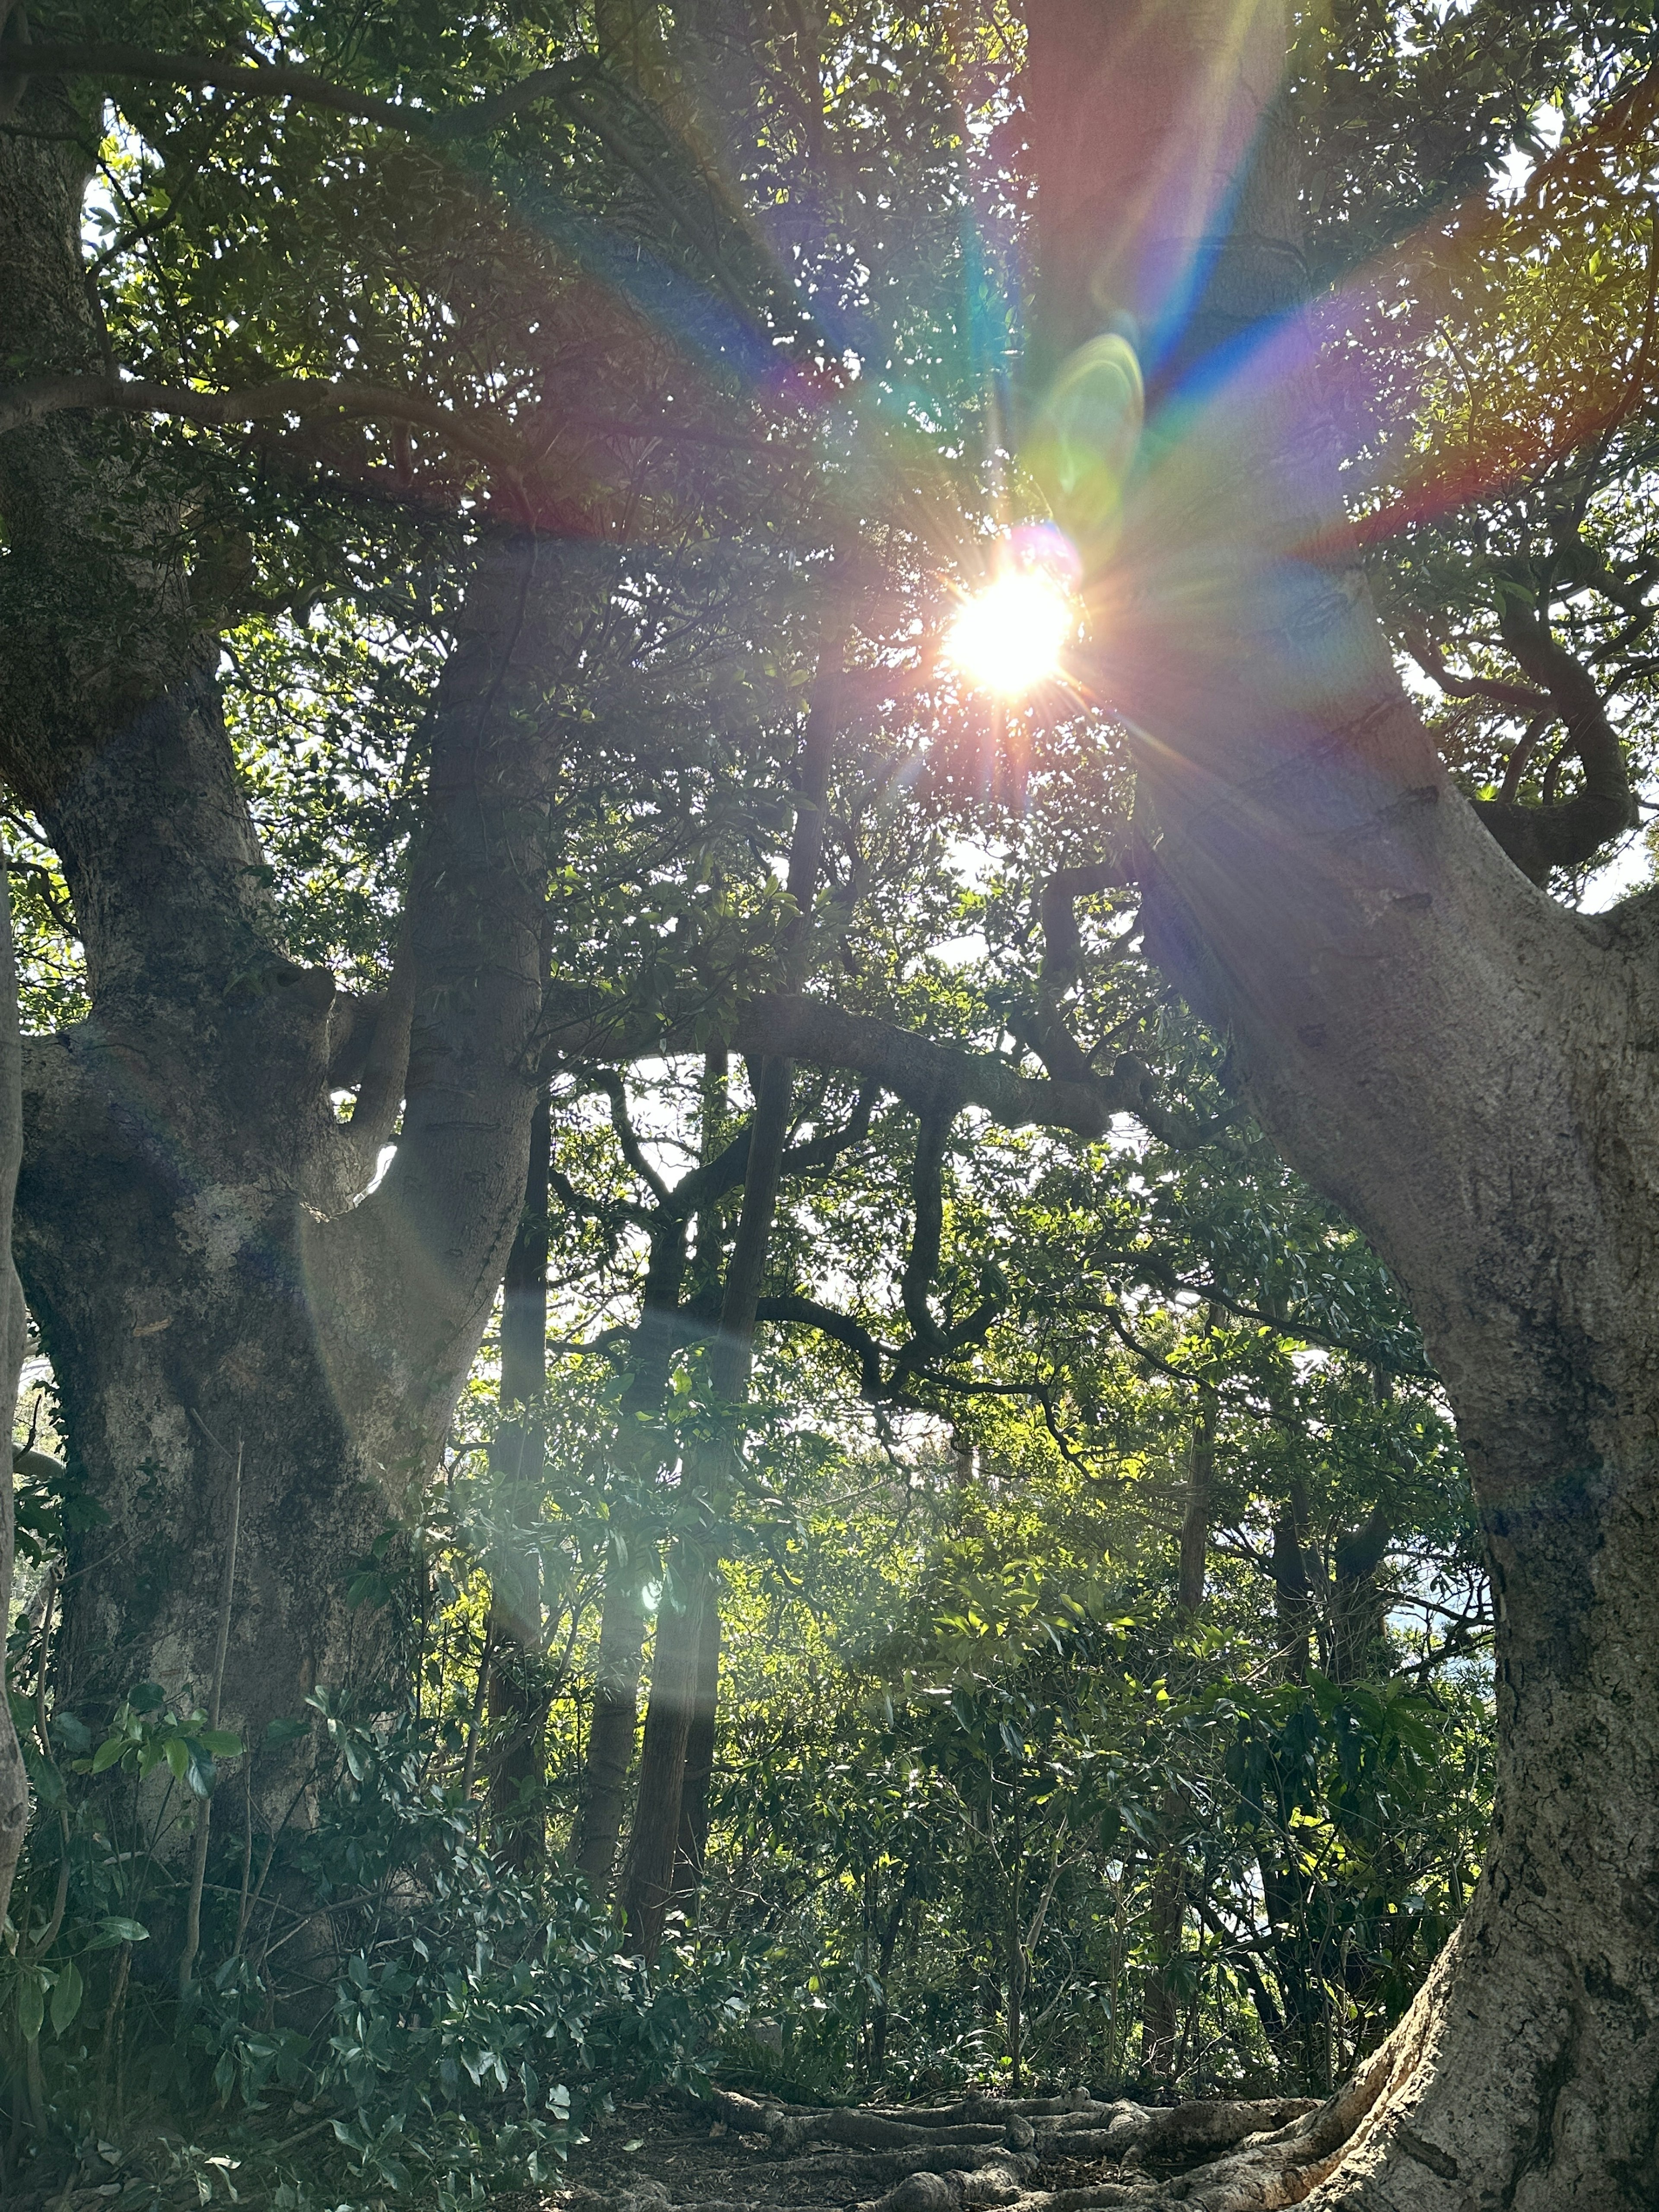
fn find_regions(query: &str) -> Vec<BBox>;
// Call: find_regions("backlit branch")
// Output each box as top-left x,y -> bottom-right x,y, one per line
0,39 -> 593,139
0,374 -> 529,479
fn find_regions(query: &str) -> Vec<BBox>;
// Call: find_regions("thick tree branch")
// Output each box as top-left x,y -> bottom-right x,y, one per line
731,994 -> 1155,1137
1037,850 -> 1132,998
1471,602 -> 1639,880
0,373 -> 529,477
0,40 -> 593,139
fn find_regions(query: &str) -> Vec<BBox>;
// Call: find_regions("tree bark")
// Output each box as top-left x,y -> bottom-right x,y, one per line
1025,0 -> 1659,2195
569,1210 -> 691,1897
1271,1478 -> 1314,1684
622,1534 -> 710,1953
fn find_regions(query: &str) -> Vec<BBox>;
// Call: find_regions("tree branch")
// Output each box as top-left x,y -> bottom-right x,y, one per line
0,40 -> 594,139
1471,600 -> 1639,880
1403,628 -> 1553,715
730,994 -> 1155,1137
0,373 -> 529,478
596,1071 -> 672,1205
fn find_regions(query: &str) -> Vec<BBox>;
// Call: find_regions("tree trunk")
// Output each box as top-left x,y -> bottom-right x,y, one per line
569,1213 -> 690,1897
1271,1479 -> 1314,1683
622,1538 -> 709,1952
0,89 -> 597,1785
669,1569 -> 721,1914
570,1051 -> 737,1897
0,862 -> 33,1927
1142,1373 -> 1217,2078
486,1087 -> 552,1872
1332,1506 -> 1391,1687
621,639 -> 843,1955
1025,0 -> 1659,2194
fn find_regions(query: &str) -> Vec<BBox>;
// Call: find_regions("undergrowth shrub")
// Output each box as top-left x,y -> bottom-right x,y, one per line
0,1681 -> 742,2210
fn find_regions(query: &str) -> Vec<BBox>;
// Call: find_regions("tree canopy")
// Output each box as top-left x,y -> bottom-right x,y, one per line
4,0 -> 1659,2203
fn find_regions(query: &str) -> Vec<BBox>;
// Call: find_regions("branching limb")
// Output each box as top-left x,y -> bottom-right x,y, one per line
597,1071 -> 672,1205
0,372 -> 530,478
1471,600 -> 1639,880
1403,626 -> 1553,715
732,994 -> 1155,1137
0,39 -> 594,139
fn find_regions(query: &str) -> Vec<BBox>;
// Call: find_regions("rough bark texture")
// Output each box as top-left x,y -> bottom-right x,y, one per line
0,83 -> 591,1770
1025,0 -> 1659,2198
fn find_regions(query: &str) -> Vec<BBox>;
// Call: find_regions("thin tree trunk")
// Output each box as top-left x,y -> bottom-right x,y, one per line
0,860 -> 31,1929
1271,1478 -> 1314,1684
669,1568 -> 722,1913
569,1212 -> 691,1896
487,1086 -> 551,1872
1143,1352 -> 1217,2077
622,1537 -> 709,1951
621,632 -> 845,1956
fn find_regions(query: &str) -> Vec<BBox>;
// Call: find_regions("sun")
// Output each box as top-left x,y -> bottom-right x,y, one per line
944,557 -> 1077,697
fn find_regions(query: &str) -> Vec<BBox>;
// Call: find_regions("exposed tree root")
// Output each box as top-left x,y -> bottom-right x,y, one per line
562,1957 -> 1530,2212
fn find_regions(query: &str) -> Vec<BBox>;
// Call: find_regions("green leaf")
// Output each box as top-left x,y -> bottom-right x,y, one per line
90,1734 -> 130,1774
198,1730 -> 243,1758
95,1916 -> 149,1946
17,1973 -> 42,2044
264,1716 -> 309,1746
165,1735 -> 191,1780
51,1959 -> 82,2036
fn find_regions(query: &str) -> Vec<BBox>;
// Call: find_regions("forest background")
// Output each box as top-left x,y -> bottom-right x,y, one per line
0,0 -> 1656,2206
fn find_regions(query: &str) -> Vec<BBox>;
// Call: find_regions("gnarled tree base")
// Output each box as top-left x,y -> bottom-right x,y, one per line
566,1914 -> 1659,2212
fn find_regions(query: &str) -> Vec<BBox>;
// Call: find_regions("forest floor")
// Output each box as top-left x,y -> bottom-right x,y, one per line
547,2083 -> 1320,2212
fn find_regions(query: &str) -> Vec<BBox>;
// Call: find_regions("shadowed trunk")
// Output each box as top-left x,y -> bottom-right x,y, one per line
0,87 -> 601,1816
569,1212 -> 688,1897
487,1087 -> 552,1872
1142,1367 -> 1217,2078
1025,0 -> 1659,2196
668,1564 -> 721,1913
0,862 -> 32,1927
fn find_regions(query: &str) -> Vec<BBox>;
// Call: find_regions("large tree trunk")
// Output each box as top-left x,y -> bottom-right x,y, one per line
1025,0 -> 1659,2197
0,86 -> 582,1786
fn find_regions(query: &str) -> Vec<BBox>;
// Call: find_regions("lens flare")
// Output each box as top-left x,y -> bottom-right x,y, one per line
944,558 -> 1077,697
